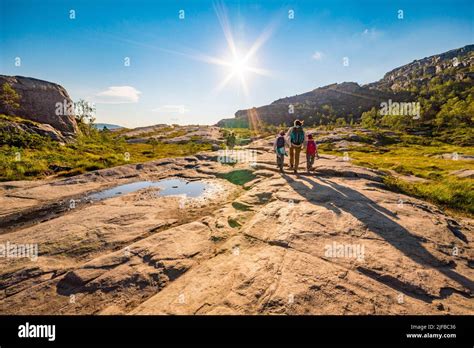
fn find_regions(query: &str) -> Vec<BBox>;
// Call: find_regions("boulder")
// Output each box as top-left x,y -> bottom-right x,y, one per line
0,75 -> 79,136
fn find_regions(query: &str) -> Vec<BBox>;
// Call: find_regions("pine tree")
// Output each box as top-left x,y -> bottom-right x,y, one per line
0,83 -> 21,114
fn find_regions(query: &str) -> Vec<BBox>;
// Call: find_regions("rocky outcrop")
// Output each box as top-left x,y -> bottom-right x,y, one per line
0,119 -> 67,143
368,45 -> 473,92
0,75 -> 79,136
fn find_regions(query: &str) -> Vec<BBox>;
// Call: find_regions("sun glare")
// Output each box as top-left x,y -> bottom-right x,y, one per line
231,57 -> 247,77
158,2 -> 275,96
206,2 -> 276,96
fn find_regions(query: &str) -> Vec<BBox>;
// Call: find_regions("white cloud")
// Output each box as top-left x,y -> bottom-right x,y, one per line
312,51 -> 324,60
361,28 -> 382,39
95,86 -> 141,104
152,105 -> 189,114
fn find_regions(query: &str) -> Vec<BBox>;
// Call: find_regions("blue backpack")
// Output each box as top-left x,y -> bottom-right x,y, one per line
290,127 -> 305,145
276,136 -> 285,148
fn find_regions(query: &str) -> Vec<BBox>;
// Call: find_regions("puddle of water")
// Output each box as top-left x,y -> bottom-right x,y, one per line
87,178 -> 211,201
154,178 -> 210,198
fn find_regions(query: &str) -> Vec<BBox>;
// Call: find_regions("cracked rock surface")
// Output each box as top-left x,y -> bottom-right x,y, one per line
0,140 -> 472,314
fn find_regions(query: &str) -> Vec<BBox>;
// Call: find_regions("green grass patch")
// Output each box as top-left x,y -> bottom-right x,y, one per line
384,176 -> 473,215
320,139 -> 473,214
232,201 -> 253,211
218,169 -> 256,186
347,143 -> 473,179
221,127 -> 277,140
227,217 -> 242,228
0,124 -> 212,181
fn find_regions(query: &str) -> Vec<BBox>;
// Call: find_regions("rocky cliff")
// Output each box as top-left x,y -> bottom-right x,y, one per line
0,75 -> 79,136
218,45 -> 473,127
367,44 -> 474,92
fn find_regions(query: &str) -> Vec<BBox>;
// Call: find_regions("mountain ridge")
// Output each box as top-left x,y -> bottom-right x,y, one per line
217,44 -> 473,127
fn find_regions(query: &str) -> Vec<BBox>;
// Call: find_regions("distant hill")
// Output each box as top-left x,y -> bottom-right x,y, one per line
218,82 -> 410,127
94,123 -> 123,130
218,44 -> 473,127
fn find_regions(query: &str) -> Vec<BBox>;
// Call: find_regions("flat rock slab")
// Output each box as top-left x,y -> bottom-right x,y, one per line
0,146 -> 472,315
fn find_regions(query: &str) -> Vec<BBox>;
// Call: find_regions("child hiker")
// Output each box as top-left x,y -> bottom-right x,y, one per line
273,130 -> 287,172
306,133 -> 318,172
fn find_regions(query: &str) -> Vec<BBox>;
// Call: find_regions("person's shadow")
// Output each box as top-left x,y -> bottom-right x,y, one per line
281,173 -> 473,299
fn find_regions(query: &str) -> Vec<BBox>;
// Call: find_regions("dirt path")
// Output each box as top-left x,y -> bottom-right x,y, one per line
0,139 -> 472,314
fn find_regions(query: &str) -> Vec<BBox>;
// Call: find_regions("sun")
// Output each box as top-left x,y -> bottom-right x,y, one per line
206,2 -> 276,95
213,43 -> 272,96
159,2 -> 275,96
230,57 -> 247,77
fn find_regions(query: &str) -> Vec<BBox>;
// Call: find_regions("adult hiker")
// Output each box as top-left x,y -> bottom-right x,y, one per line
286,119 -> 306,174
273,130 -> 287,172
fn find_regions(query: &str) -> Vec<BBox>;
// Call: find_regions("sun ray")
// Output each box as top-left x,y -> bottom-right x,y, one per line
214,71 -> 236,93
239,73 -> 249,97
209,1 -> 276,94
247,108 -> 263,133
214,1 -> 238,58
245,66 -> 272,77
242,17 -> 280,63
109,2 -> 277,96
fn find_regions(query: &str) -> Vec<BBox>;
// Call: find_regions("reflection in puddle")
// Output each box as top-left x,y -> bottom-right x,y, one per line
87,178 -> 212,201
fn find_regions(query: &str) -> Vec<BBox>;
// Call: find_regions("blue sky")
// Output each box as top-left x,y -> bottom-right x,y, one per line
1,0 -> 473,127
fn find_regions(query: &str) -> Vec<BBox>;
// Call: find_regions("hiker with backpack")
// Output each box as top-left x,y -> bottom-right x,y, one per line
286,120 -> 306,174
306,133 -> 318,172
273,130 -> 287,172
